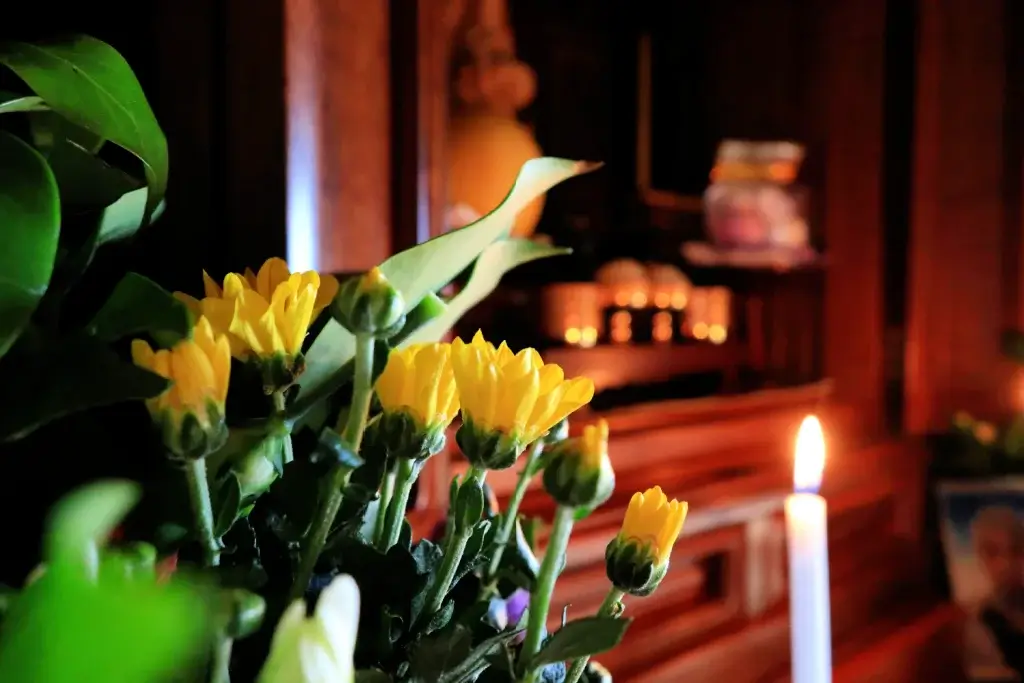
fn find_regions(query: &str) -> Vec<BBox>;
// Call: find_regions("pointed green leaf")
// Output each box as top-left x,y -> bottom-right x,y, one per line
526,616 -> 632,668
0,131 -> 60,359
381,158 -> 598,314
0,90 -> 46,113
89,272 -> 192,344
404,239 -> 570,345
0,332 -> 169,441
0,36 -> 168,217
96,187 -> 165,245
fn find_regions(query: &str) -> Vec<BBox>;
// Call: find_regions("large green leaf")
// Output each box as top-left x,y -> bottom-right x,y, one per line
0,332 -> 169,441
0,90 -> 46,113
296,157 -> 598,404
0,36 -> 168,217
90,272 -> 192,344
96,187 -> 166,245
46,480 -> 140,572
380,158 -> 598,314
404,239 -> 570,345
0,131 -> 61,358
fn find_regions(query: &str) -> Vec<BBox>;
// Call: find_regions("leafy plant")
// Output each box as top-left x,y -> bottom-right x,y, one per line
0,34 -> 693,683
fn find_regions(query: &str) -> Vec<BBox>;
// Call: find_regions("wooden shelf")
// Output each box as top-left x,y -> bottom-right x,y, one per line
542,341 -> 748,393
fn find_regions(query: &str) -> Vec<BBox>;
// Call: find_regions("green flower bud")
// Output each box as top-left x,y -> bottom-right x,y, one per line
542,420 -> 614,510
332,267 -> 406,338
456,418 -> 523,470
233,441 -> 281,500
604,537 -> 667,597
452,473 -> 485,533
222,588 -> 267,639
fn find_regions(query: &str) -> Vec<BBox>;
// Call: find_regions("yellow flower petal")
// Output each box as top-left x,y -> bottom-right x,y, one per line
619,486 -> 688,566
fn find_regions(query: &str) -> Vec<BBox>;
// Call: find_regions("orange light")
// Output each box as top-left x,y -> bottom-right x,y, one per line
708,324 -> 727,345
564,327 -> 581,345
580,326 -> 598,348
629,291 -> 648,309
610,311 -> 632,343
794,415 -> 826,493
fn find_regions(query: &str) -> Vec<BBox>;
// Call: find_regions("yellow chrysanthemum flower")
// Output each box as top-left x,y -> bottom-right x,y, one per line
618,486 -> 687,567
176,257 -> 338,362
451,331 -> 594,469
605,486 -> 687,597
376,343 -> 459,430
131,316 -> 231,458
373,343 -> 459,460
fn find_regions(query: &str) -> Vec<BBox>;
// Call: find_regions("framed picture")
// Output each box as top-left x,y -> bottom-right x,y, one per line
937,479 -> 1024,682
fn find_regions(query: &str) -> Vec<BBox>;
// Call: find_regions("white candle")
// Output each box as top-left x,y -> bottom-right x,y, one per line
786,415 -> 832,683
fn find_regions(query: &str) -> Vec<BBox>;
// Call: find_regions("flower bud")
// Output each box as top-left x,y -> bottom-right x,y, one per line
605,486 -> 687,597
542,420 -> 614,510
232,438 -> 283,500
452,474 -> 485,534
222,588 -> 267,639
332,267 -> 406,338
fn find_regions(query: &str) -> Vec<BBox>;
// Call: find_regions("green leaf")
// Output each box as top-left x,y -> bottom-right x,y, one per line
312,427 -> 366,469
90,272 -> 192,344
408,624 -> 475,681
29,110 -> 104,155
45,480 -> 140,571
0,36 -> 168,217
527,617 -> 633,668
0,131 -> 61,359
381,159 -> 598,314
0,332 -> 169,441
213,474 -> 243,537
0,564 -> 209,683
405,239 -> 571,345
97,187 -> 165,245
0,90 -> 46,113
38,133 -> 140,208
296,158 -> 598,406
437,630 -> 523,683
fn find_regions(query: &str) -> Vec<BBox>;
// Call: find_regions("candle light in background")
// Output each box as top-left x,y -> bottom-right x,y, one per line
707,286 -> 731,345
542,283 -> 602,347
786,415 -> 832,683
684,288 -> 709,340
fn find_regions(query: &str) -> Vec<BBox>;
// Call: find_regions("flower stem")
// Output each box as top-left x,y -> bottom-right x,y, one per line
210,632 -> 233,683
564,587 -> 626,683
485,441 -> 543,586
184,458 -> 220,567
290,335 -> 376,601
421,466 -> 487,620
371,467 -> 396,548
379,458 -> 418,551
520,504 -> 575,682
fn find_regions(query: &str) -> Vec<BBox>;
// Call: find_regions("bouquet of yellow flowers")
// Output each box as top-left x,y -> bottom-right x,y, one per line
0,36 -> 689,683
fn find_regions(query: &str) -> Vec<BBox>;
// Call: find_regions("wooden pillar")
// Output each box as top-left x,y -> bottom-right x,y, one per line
285,0 -> 392,272
904,0 -> 1007,430
820,0 -> 887,438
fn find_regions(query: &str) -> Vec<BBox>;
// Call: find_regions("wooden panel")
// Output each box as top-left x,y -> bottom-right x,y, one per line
904,0 -> 1009,429
819,0 -> 887,437
285,0 -> 391,272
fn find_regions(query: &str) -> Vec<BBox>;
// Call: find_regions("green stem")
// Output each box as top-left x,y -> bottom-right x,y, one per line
520,505 -> 576,682
371,467 -> 397,548
421,466 -> 487,619
272,390 -> 287,415
184,458 -> 220,567
290,335 -> 376,601
379,458 -> 418,551
210,632 -> 233,683
485,441 -> 543,585
564,588 -> 626,683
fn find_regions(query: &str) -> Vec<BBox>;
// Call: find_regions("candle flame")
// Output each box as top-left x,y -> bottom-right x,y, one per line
794,415 -> 825,494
